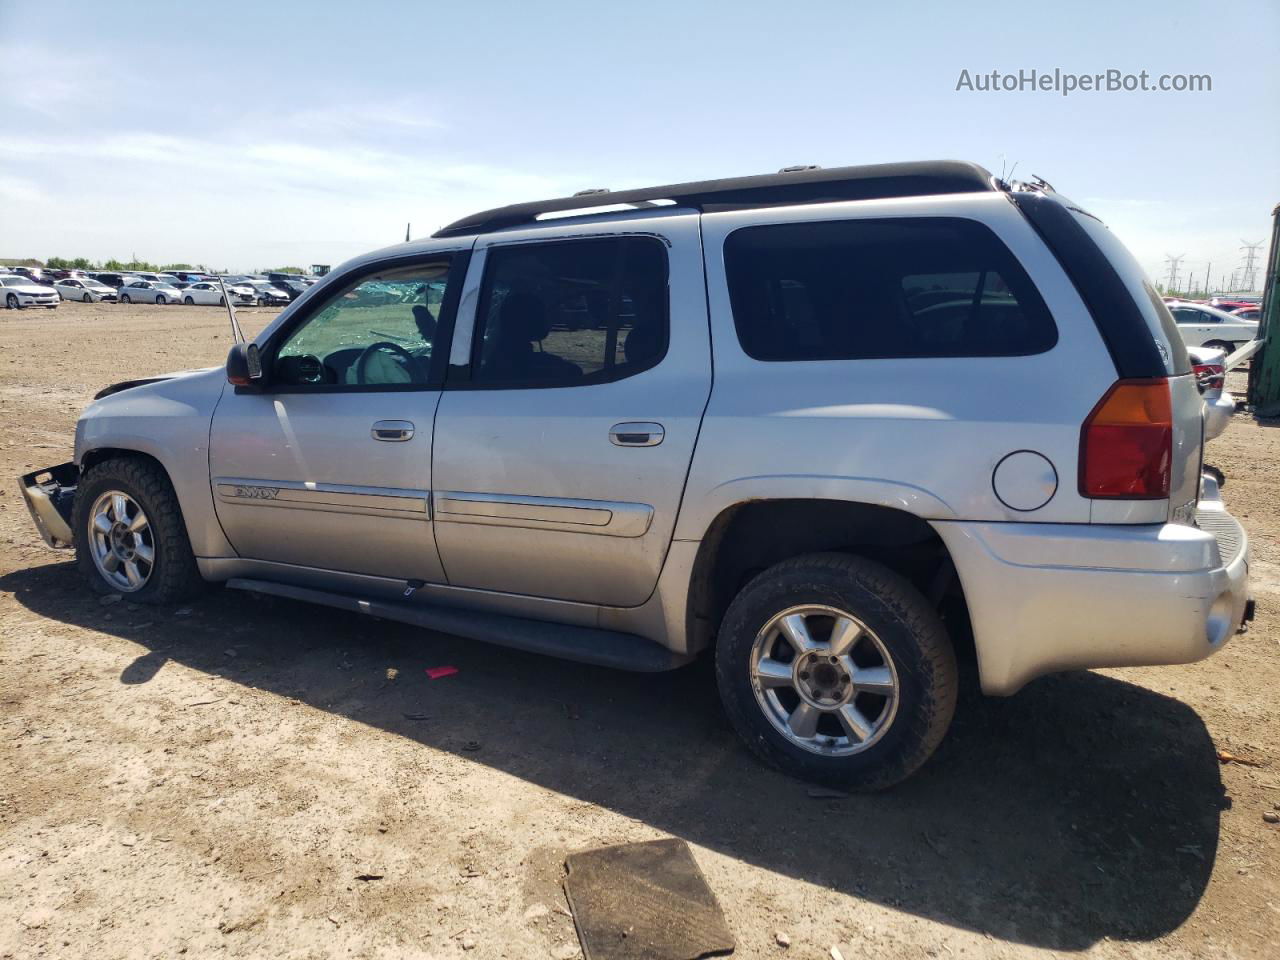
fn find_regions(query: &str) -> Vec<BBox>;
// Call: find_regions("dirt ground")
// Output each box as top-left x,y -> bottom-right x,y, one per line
1,300 -> 1278,960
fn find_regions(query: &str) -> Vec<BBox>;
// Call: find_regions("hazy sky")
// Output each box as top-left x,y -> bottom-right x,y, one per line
1,0 -> 1276,286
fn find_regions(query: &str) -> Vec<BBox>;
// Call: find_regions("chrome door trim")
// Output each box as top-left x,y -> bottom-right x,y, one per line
214,478 -> 430,520
434,490 -> 653,538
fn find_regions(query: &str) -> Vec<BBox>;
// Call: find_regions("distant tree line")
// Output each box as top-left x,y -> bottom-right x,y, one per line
43,257 -> 310,275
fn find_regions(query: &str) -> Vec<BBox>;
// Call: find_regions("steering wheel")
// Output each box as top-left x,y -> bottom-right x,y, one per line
354,341 -> 421,385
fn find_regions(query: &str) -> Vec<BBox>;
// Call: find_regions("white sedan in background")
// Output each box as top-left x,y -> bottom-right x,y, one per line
1168,301 -> 1259,352
54,276 -> 118,302
118,279 -> 182,304
0,274 -> 59,309
179,281 -> 254,306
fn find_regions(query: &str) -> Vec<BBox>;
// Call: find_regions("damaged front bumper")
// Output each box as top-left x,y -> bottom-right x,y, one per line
19,462 -> 79,548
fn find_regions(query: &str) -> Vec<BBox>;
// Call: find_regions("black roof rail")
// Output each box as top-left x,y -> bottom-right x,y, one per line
433,160 -> 999,238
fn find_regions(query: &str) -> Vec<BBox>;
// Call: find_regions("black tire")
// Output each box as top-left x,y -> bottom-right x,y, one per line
184,296 -> 194,305
72,456 -> 204,605
83,293 -> 92,302
156,295 -> 166,305
218,296 -> 226,306
6,293 -> 18,309
121,294 -> 131,303
1203,340 -> 1232,354
715,552 -> 958,790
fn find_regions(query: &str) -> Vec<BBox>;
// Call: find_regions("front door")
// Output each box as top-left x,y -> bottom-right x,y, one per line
431,216 -> 711,607
209,249 -> 467,582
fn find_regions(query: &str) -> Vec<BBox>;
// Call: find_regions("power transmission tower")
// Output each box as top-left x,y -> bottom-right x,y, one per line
1239,240 -> 1263,291
1164,254 -> 1185,294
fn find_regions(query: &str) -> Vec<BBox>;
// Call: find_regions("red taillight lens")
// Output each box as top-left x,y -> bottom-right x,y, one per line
1079,378 -> 1172,499
1193,362 -> 1225,392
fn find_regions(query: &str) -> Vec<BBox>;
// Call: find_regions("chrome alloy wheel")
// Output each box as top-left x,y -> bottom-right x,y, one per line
749,604 -> 900,756
88,490 -> 154,592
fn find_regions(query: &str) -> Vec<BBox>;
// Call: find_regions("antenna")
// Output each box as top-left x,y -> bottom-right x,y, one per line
405,222 -> 411,243
216,277 -> 245,344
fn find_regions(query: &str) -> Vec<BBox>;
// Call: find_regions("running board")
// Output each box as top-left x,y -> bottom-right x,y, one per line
225,577 -> 691,672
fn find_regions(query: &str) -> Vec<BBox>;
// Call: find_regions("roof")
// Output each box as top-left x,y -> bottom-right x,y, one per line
433,160 -> 998,238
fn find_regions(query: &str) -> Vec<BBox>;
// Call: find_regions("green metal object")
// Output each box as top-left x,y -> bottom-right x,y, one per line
1248,202 -> 1280,416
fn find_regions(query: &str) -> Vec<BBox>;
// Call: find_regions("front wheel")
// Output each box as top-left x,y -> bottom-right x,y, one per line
83,293 -> 92,302
155,295 -> 166,305
184,296 -> 194,305
1203,339 -> 1233,354
72,457 -> 203,604
6,293 -> 18,309
715,553 -> 958,790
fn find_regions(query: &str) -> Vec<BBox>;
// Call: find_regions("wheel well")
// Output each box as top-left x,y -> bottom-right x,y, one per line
686,499 -> 972,656
80,447 -> 167,478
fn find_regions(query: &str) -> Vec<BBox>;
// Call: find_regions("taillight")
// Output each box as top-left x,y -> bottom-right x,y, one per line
1079,378 -> 1172,499
1193,362 -> 1225,393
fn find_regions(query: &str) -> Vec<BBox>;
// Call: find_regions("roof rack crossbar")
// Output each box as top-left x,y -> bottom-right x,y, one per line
433,160 -> 996,238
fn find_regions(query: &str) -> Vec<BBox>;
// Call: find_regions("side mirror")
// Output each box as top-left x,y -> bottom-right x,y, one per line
226,342 -> 264,387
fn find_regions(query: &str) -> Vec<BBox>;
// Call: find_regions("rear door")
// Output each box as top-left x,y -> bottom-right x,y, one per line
430,214 -> 711,606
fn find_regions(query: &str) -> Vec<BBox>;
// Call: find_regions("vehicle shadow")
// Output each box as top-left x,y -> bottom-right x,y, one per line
2,562 -> 1224,951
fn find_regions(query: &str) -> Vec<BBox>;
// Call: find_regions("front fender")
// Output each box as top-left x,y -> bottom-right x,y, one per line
76,368 -> 235,559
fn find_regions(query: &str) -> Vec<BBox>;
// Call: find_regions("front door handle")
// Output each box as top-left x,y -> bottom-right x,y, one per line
609,422 -> 664,447
371,420 -> 415,442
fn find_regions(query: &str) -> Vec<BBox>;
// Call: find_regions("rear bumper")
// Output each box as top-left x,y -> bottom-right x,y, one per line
18,463 -> 78,548
934,485 -> 1250,695
1203,391 -> 1235,441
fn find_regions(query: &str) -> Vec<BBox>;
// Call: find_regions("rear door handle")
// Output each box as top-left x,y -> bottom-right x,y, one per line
372,420 -> 415,442
610,422 -> 664,447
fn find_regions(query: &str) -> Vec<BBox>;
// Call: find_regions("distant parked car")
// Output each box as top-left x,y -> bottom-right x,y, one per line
1229,306 -> 1261,321
244,280 -> 291,306
91,273 -> 131,289
12,266 -> 50,284
1168,301 -> 1259,352
54,277 -> 118,303
1,275 -> 59,309
180,280 -> 253,306
118,280 -> 182,304
168,272 -> 208,283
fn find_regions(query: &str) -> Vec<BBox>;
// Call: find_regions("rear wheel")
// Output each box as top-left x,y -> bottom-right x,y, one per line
184,296 -> 195,305
72,457 -> 203,604
121,294 -> 131,303
716,553 -> 958,790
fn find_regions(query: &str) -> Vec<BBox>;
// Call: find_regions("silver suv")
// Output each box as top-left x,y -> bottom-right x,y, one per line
19,162 -> 1253,789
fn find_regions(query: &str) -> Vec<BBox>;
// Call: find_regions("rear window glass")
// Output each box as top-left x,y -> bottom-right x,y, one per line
724,218 -> 1057,361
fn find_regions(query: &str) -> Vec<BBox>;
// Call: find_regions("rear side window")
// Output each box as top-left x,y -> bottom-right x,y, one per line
471,236 -> 668,387
724,218 -> 1057,361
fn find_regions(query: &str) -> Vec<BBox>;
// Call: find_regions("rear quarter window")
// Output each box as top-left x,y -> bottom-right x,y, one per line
724,217 -> 1057,361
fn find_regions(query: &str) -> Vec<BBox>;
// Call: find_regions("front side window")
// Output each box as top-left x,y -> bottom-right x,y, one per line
273,259 -> 453,387
725,218 -> 1057,360
470,236 -> 668,387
